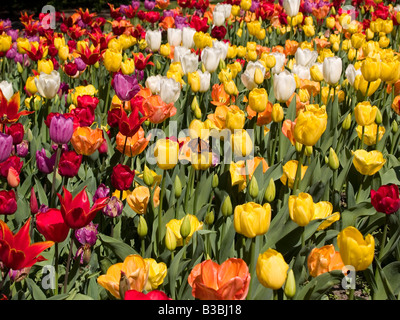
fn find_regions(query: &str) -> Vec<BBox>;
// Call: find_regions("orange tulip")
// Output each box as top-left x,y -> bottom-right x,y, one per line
282,119 -> 296,145
188,258 -> 250,300
116,127 -> 149,157
126,186 -> 150,215
142,95 -> 177,124
307,244 -> 345,277
246,101 -> 273,126
71,127 -> 104,156
210,84 -> 235,106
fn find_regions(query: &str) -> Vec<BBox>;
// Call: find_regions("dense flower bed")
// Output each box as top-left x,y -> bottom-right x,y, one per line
0,0 -> 400,301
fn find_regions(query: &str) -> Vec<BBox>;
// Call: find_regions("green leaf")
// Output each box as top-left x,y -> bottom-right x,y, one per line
98,234 -> 138,261
295,270 -> 343,300
26,278 -> 47,300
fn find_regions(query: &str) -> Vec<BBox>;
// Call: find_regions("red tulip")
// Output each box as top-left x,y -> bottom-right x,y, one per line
5,123 -> 24,145
0,189 -> 17,215
118,106 -> 147,138
0,217 -> 54,270
0,91 -> 34,125
57,186 -> 109,229
111,164 -> 135,191
30,187 -> 38,215
0,155 -> 23,178
36,208 -> 70,243
58,150 -> 82,178
371,184 -> 400,215
124,290 -> 172,300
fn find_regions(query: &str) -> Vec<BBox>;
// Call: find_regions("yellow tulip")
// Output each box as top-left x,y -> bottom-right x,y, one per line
288,192 -> 314,227
25,76 -> 38,95
58,45 -> 69,61
230,161 -> 247,192
356,124 -> 385,146
191,151 -> 213,171
121,58 -> 135,75
126,186 -> 150,215
312,201 -> 340,230
154,138 -> 179,170
256,249 -> 289,290
188,71 -> 201,92
165,214 -> 203,247
361,56 -> 381,82
226,106 -> 245,131
326,17 -> 336,29
144,258 -> 167,291
160,43 -> 171,57
294,104 -> 327,146
380,58 -> 400,83
240,0 -> 252,11
231,129 -> 253,157
337,226 -> 375,271
104,48 -> 122,73
0,34 -> 12,53
352,149 -> 386,176
189,119 -> 209,140
272,103 -> 284,122
37,59 -> 54,74
354,101 -> 378,127
354,74 -> 381,97
281,160 -> 307,189
351,33 -> 366,49
234,202 -> 272,238
248,88 -> 268,113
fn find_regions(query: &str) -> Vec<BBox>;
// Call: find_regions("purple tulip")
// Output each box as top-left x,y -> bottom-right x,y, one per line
102,196 -> 123,218
36,148 -> 56,174
131,0 -> 140,9
144,0 -> 156,10
6,29 -> 18,42
49,114 -> 74,145
74,57 -> 86,71
75,222 -> 99,246
0,133 -> 13,163
93,183 -> 110,203
16,140 -> 29,157
112,73 -> 140,101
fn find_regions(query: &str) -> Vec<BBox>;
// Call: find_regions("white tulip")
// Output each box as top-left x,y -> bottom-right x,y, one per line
145,30 -> 162,52
182,27 -> 196,49
180,52 -> 199,75
270,52 -> 286,74
198,70 -> 211,93
241,60 -> 266,90
173,46 -> 190,63
213,10 -> 225,27
294,48 -> 318,68
0,80 -> 14,101
322,56 -> 342,85
214,3 -> 232,19
212,40 -> 229,61
201,47 -> 222,73
145,74 -> 163,95
345,64 -> 361,86
167,28 -> 182,47
273,70 -> 296,103
160,77 -> 181,104
35,71 -> 61,99
292,64 -> 311,80
283,0 -> 301,17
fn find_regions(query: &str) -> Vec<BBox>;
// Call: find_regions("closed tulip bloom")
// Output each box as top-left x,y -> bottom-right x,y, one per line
322,56 -> 342,85
231,129 -> 253,158
337,226 -> 375,271
160,77 -> 181,104
57,186 -> 109,229
234,202 -> 271,238
352,149 -> 385,176
37,59 -> 54,74
58,150 -> 82,178
201,47 -> 222,73
294,104 -> 327,146
249,88 -> 268,113
354,74 -> 381,97
354,101 -> 378,127
154,138 -> 179,170
181,27 -> 196,49
116,128 -> 149,157
226,106 -> 245,131
289,192 -> 314,227
0,189 -> 17,215
49,114 -> 74,145
191,151 -> 213,171
111,164 -> 135,191
0,80 -> 14,101
145,29 -> 162,52
312,201 -> 340,230
71,126 -> 104,156
35,70 -> 61,99
371,184 -> 400,215
361,56 -> 381,82
213,10 -> 225,27
180,52 -> 198,76
307,244 -> 344,277
36,148 -> 56,174
167,28 -> 182,47
256,249 -> 289,290
103,48 -> 122,73
273,70 -> 296,102
281,160 -> 307,189
283,0 -> 301,17
345,64 -> 361,86
0,132 -> 13,163
188,258 -> 250,300
295,48 -> 318,69
112,73 -> 140,102
380,58 -> 400,84
188,71 -> 201,92
35,208 -> 70,243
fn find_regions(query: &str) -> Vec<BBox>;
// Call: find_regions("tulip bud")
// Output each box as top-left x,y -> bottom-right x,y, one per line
180,214 -> 191,240
165,227 -> 177,252
30,187 -> 38,215
295,141 -> 303,153
342,113 -> 352,130
83,245 -> 92,265
392,120 -> 398,133
272,104 -> 284,122
205,210 -> 215,225
212,174 -> 219,188
221,195 -> 233,217
284,269 -> 296,299
249,176 -> 259,199
194,105 -> 202,119
191,96 -> 199,111
137,215 -> 148,238
174,175 -> 182,198
119,271 -> 130,300
264,178 -> 276,203
17,62 -> 23,74
219,59 -> 226,71
305,146 -> 313,157
375,108 -> 382,125
143,165 -> 154,187
156,59 -> 161,70
328,147 -> 340,170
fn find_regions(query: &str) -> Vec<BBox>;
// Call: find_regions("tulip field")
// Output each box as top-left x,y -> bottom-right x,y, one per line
1,0 -> 400,303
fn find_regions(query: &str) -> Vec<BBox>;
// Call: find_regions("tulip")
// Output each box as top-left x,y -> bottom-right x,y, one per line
345,64 -> 361,86
116,129 -> 149,157
354,74 -> 381,97
322,56 -> 342,85
159,77 -> 181,104
234,202 -> 271,238
0,132 -> 13,163
225,106 -> 245,131
354,101 -> 379,126
143,258 -> 168,291
167,28 -> 182,47
256,249 -> 289,290
307,244 -> 344,277
49,114 -> 74,145
248,88 -> 268,113
0,80 -> 13,101
288,192 -> 314,227
112,73 -> 140,101
283,0 -> 301,17
145,30 -> 162,52
380,58 -> 400,84
124,290 -> 171,300
71,126 -> 104,156
154,138 -> 179,170
356,124 -> 385,146
111,164 -> 135,191
180,52 -> 198,76
102,196 -> 123,218
188,258 -> 250,300
371,184 -> 400,215
35,208 -> 70,243
280,160 -> 307,189
35,148 -> 56,174
294,104 -> 327,146
0,189 -> 17,215
182,27 -> 196,49
126,186 -> 150,215
0,217 -> 54,271
273,70 -> 296,103
35,71 -> 61,99
58,150 -> 82,178
231,129 -> 253,158
361,56 -> 381,83
103,48 -> 122,73
337,226 -> 375,271
295,48 -> 318,68
165,214 -> 203,247
201,46 -> 222,73
352,149 -> 386,176
57,186 -> 109,229
37,59 -> 54,74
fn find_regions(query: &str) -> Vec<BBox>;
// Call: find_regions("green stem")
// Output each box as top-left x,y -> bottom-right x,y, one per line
292,144 -> 306,193
360,125 -> 365,150
348,288 -> 355,300
54,242 -> 59,296
158,170 -> 166,248
50,145 -> 62,208
185,166 -> 194,213
247,237 -> 256,300
63,235 -> 74,294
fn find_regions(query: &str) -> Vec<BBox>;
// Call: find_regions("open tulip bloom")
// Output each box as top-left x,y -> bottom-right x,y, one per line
1,0 -> 400,302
